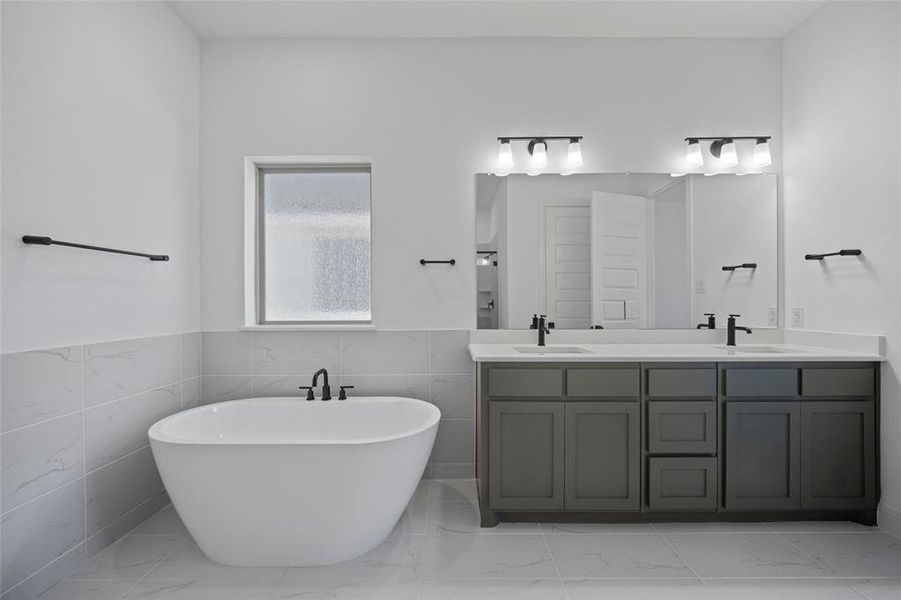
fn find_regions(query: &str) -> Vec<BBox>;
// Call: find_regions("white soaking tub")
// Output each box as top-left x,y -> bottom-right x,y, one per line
149,397 -> 440,567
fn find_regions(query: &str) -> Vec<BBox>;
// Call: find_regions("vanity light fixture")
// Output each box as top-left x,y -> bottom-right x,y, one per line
682,136 -> 772,171
752,137 -> 772,167
566,138 -> 583,168
493,136 -> 584,175
528,139 -> 548,169
710,138 -> 738,167
684,138 -> 704,168
496,138 -> 514,173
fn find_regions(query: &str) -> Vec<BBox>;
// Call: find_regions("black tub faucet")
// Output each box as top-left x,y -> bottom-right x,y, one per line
697,313 -> 716,329
312,368 -> 332,400
727,314 -> 752,346
537,314 -> 550,347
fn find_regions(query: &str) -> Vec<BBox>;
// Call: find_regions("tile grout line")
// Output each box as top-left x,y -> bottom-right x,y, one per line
652,524 -> 719,598
81,341 -> 88,575
767,528 -> 841,576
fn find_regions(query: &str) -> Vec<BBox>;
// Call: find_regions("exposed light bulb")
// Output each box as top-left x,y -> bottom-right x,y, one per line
718,138 -> 738,168
496,138 -> 514,171
566,138 -> 583,169
529,139 -> 548,170
752,138 -> 772,167
477,255 -> 491,266
684,138 -> 703,169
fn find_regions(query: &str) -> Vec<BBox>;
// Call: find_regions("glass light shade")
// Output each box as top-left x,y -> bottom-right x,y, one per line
496,139 -> 514,170
718,139 -> 738,167
566,140 -> 583,168
684,139 -> 703,168
530,140 -> 548,169
752,138 -> 772,167
477,255 -> 491,266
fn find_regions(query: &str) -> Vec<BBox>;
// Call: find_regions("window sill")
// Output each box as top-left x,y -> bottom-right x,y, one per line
240,324 -> 375,332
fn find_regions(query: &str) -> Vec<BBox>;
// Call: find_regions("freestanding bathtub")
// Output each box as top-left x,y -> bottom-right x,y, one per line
148,397 -> 440,567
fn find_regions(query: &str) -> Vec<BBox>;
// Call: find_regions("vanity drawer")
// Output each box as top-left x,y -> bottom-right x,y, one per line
646,369 -> 716,398
724,368 -> 798,397
648,401 -> 716,454
488,368 -> 563,397
802,368 -> 875,397
648,457 -> 718,511
566,368 -> 639,398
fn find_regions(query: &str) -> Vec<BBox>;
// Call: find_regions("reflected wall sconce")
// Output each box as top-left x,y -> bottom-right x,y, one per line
477,250 -> 497,266
682,136 -> 772,171
495,136 -> 583,176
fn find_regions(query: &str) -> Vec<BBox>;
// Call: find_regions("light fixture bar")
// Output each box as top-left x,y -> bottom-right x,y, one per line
497,136 -> 583,141
683,136 -> 771,142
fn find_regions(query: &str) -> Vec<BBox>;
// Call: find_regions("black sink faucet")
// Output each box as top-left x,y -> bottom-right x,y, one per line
537,314 -> 550,347
312,368 -> 332,400
726,314 -> 752,346
697,313 -> 716,329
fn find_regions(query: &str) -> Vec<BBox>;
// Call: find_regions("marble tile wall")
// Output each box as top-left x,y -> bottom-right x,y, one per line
0,333 -> 201,600
201,329 -> 476,479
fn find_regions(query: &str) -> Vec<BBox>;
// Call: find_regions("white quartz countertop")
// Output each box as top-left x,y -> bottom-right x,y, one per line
468,343 -> 883,363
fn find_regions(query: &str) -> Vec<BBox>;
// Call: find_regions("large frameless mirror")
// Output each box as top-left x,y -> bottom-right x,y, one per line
475,173 -> 777,330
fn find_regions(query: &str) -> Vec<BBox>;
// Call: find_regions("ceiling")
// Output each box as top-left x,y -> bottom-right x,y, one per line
169,0 -> 825,40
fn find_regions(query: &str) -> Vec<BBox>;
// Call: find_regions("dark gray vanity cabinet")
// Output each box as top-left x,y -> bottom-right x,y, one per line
564,402 -> 640,510
488,401 -> 564,510
478,361 -> 879,525
725,401 -> 801,510
801,401 -> 876,510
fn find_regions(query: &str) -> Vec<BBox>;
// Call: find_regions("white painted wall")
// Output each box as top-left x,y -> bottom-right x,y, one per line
783,1 -> 901,531
1,1 -> 200,352
200,38 -> 782,330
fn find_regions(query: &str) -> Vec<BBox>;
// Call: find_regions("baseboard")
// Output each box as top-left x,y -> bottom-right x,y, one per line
878,502 -> 901,539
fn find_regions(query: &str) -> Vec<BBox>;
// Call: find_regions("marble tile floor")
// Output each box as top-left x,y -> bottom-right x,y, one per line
38,479 -> 901,600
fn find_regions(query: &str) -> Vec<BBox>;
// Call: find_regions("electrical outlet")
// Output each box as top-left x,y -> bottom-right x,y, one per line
791,307 -> 804,328
695,279 -> 706,293
767,306 -> 777,327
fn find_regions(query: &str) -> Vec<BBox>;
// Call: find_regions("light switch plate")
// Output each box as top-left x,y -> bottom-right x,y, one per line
767,307 -> 777,326
791,307 -> 804,328
695,279 -> 706,293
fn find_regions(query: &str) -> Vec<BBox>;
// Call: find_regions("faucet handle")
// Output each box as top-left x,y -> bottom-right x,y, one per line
729,314 -> 741,318
338,385 -> 354,400
704,313 -> 715,317
298,386 -> 315,401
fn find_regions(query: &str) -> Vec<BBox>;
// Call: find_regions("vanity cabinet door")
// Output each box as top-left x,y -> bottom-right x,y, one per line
801,402 -> 876,510
725,401 -> 801,511
488,402 -> 564,510
564,402 -> 640,511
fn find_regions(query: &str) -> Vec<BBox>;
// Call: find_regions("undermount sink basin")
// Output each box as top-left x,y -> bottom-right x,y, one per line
714,345 -> 805,354
514,346 -> 591,354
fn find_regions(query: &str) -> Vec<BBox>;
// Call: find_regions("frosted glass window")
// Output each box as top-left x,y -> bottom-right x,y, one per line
259,166 -> 371,323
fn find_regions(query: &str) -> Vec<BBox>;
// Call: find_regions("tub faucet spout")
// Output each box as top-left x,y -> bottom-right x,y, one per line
312,368 -> 332,400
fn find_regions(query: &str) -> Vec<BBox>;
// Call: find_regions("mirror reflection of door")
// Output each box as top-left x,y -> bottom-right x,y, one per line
590,192 -> 649,329
474,173 -> 777,330
544,206 -> 591,329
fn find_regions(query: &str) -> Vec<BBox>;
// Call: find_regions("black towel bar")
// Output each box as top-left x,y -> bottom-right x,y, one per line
805,249 -> 862,261
722,263 -> 757,271
420,259 -> 456,265
22,235 -> 169,261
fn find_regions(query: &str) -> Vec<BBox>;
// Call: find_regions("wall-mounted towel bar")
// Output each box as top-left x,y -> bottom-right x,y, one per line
22,235 -> 169,261
805,249 -> 862,260
420,259 -> 456,265
722,262 -> 757,271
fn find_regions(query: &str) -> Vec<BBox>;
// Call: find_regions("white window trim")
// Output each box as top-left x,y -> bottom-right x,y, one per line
243,155 -> 373,328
